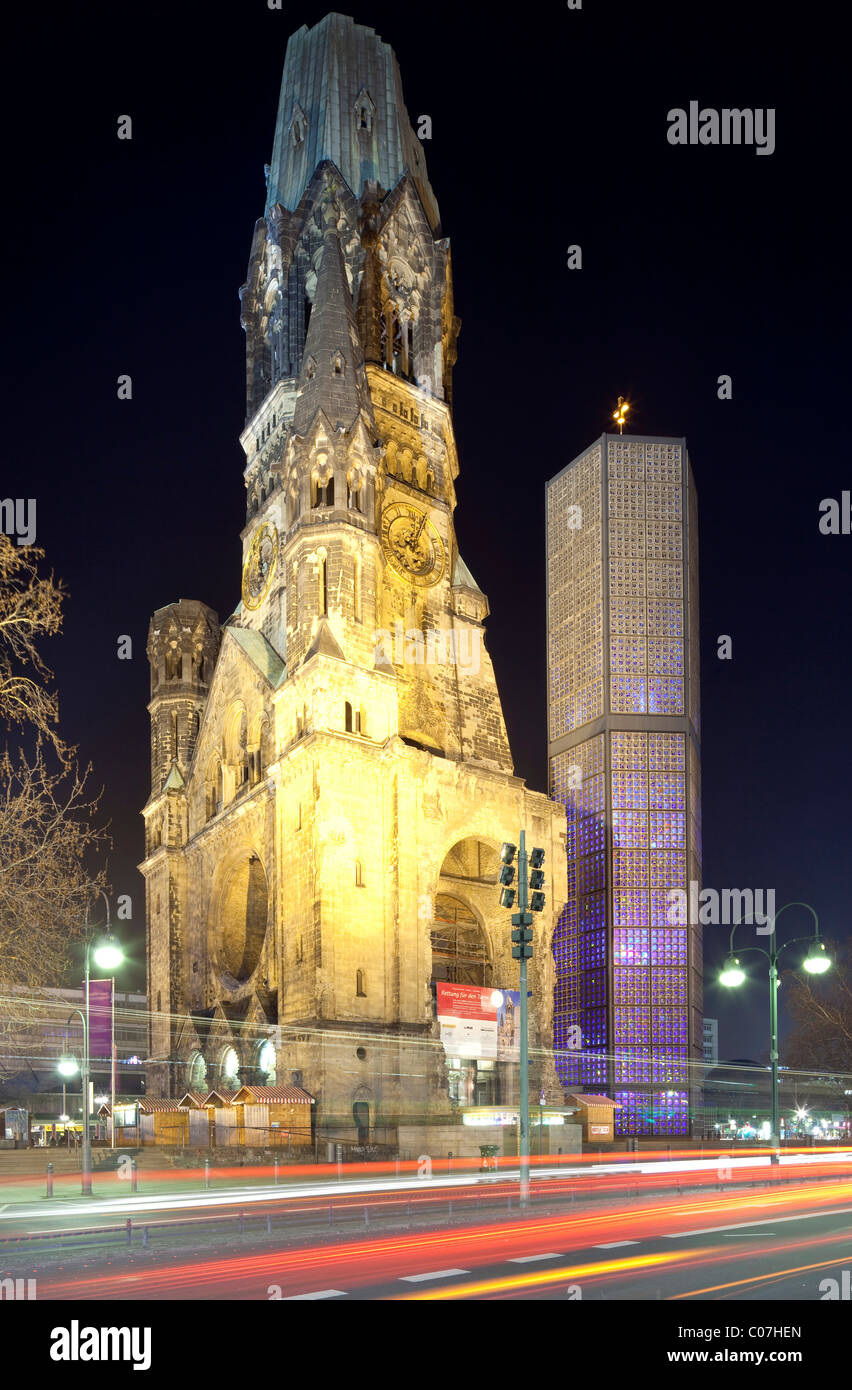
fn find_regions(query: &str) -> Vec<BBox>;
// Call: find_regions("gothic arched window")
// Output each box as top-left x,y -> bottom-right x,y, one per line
318,555 -> 328,615
165,645 -> 181,682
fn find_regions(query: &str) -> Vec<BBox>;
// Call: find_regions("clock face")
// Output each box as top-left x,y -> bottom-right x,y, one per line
241,523 -> 279,611
381,503 -> 445,587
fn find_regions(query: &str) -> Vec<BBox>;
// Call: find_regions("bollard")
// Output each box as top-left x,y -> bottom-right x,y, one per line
267,1214 -> 272,1235
46,1162 -> 54,1198
125,1218 -> 132,1246
131,1158 -> 138,1193
142,1226 -> 149,1248
273,1156 -> 279,1186
204,1157 -> 210,1190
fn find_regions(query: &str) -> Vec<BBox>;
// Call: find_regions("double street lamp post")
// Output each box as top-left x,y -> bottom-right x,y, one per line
719,901 -> 830,1150
57,892 -> 124,1195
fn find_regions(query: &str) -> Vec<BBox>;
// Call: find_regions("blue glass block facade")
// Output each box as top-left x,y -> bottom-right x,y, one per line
547,437 -> 702,1136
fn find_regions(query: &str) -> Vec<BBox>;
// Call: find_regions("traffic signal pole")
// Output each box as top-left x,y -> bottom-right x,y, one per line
517,831 -> 531,1208
500,832 -> 544,1212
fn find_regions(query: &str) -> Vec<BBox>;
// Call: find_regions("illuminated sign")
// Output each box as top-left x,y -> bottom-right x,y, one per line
462,1109 -> 566,1127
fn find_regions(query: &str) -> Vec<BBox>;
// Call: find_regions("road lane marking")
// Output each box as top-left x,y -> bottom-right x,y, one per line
594,1241 -> 639,1249
508,1253 -> 565,1263
400,1269 -> 469,1283
397,1248 -> 706,1300
285,1290 -> 347,1300
664,1205 -> 852,1239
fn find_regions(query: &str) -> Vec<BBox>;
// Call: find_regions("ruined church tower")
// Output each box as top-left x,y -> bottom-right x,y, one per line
141,13 -> 566,1145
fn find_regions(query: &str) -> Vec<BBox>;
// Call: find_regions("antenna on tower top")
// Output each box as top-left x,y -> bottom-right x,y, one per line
612,396 -> 630,434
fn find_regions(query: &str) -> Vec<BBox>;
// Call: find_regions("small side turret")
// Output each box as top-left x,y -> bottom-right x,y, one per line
147,599 -> 220,795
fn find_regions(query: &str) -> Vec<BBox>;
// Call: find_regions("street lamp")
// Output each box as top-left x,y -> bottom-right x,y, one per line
803,939 -> 831,975
56,1008 -> 90,1193
84,894 -> 125,1153
93,934 -> 123,973
719,955 -> 746,987
719,901 -> 831,1153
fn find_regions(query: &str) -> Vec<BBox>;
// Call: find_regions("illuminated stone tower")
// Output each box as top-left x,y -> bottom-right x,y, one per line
546,435 -> 702,1137
141,13 -> 566,1143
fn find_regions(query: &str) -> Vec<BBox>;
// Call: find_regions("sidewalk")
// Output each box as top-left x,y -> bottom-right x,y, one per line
0,1149 -> 270,1205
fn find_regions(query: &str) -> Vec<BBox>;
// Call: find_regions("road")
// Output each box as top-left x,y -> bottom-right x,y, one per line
2,1156 -> 850,1301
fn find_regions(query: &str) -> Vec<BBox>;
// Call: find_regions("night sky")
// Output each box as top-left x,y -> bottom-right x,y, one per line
3,2 -> 848,1060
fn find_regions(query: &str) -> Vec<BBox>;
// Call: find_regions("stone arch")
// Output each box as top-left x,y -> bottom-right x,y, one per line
224,703 -> 248,763
225,703 -> 249,791
220,1044 -> 241,1088
187,1050 -> 207,1092
256,1038 -> 277,1085
211,849 -> 270,988
427,833 -> 503,989
352,1085 -> 373,1144
164,640 -> 182,682
205,755 -> 222,822
248,712 -> 271,785
439,835 -> 502,885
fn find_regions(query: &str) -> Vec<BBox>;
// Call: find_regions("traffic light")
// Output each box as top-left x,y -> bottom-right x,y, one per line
530,848 -> 545,912
512,927 -> 533,960
499,843 -> 517,909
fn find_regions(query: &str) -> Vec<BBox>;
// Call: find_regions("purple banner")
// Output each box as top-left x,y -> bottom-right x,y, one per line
88,978 -> 113,1060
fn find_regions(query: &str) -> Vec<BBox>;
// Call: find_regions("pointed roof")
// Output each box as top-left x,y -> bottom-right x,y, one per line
374,641 -> 396,676
453,553 -> 483,593
227,626 -> 286,687
302,616 -> 345,664
199,1089 -> 239,1107
292,187 -> 374,437
230,1085 -> 315,1106
265,13 -> 440,233
163,761 -> 185,792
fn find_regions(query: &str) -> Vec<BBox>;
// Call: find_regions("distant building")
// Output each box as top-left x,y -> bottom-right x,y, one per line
702,1017 -> 718,1066
0,987 -> 147,1136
